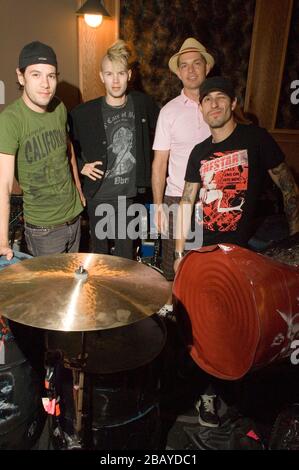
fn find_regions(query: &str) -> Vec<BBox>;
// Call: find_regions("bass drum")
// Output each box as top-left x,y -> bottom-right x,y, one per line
47,314 -> 166,450
173,242 -> 299,380
0,251 -> 45,450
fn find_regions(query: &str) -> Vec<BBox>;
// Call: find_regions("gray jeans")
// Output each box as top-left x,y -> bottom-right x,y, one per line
24,217 -> 81,257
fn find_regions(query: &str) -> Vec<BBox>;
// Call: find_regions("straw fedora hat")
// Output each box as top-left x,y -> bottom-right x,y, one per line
168,37 -> 214,74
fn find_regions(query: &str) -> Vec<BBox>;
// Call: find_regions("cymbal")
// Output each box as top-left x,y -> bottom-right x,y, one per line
0,253 -> 169,332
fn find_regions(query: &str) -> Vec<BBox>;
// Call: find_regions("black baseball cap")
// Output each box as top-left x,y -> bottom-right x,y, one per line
200,76 -> 236,103
18,41 -> 57,69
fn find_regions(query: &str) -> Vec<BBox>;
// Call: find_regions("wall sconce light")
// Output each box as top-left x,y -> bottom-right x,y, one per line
76,0 -> 111,28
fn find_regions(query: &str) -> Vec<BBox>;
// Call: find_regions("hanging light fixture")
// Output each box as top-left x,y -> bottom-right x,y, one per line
76,0 -> 111,28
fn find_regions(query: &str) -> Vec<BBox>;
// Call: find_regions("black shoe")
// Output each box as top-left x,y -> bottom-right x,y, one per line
196,394 -> 220,428
269,404 -> 299,450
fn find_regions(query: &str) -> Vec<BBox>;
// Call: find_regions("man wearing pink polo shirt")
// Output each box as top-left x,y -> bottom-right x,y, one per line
152,38 -> 214,315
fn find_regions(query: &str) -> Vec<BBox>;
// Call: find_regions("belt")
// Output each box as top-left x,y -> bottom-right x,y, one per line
25,215 -> 80,230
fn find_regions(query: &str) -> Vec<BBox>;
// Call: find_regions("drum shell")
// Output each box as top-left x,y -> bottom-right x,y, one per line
46,314 -> 166,374
54,359 -> 161,450
173,244 -> 299,380
48,316 -> 166,450
0,252 -> 45,449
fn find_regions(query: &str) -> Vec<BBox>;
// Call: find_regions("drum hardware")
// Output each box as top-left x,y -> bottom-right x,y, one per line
44,332 -> 90,449
44,320 -> 167,450
9,195 -> 24,250
72,369 -> 85,435
138,237 -> 163,275
42,345 -> 66,448
43,353 -> 84,450
62,332 -> 87,438
43,364 -> 66,448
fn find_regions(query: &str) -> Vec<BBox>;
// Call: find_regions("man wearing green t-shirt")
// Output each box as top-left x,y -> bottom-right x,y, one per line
0,41 -> 84,260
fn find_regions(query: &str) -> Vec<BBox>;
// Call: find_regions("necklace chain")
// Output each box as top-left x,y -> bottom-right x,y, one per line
106,96 -> 127,109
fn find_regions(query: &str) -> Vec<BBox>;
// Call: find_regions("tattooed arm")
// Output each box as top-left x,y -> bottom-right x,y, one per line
268,162 -> 299,235
174,181 -> 199,272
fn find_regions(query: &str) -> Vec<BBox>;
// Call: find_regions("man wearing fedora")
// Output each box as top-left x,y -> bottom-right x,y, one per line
152,38 -> 214,313
151,38 -> 219,430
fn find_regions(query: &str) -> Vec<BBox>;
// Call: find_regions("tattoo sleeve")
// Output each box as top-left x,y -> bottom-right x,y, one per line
181,182 -> 199,204
269,162 -> 299,236
175,182 -> 199,252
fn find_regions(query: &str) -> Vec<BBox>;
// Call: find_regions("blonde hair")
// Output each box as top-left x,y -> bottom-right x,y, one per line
104,39 -> 131,69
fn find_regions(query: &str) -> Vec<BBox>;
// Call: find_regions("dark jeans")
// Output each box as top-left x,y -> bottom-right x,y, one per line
87,197 -> 136,259
161,195 -> 180,281
24,217 -> 81,256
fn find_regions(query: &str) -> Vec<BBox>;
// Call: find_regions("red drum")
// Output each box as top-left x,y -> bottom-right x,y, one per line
0,252 -> 45,449
173,244 -> 299,380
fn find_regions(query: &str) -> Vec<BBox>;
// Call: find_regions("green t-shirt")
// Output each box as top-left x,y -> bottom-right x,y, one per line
0,97 -> 82,226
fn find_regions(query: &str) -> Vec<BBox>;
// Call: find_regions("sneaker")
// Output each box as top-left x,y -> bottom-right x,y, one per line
158,304 -> 174,318
195,394 -> 220,428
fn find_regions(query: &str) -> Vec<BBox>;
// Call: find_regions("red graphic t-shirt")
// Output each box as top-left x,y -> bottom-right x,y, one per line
196,149 -> 248,232
185,124 -> 285,247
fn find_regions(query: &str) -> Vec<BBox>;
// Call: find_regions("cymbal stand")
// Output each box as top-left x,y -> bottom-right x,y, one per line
43,334 -> 67,449
44,331 -> 89,449
71,332 -> 86,437
44,332 -> 88,449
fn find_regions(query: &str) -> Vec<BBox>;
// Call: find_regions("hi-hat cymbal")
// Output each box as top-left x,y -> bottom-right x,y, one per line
0,253 -> 169,332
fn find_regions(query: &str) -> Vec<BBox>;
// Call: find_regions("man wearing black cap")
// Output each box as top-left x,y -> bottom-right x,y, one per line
0,41 -> 84,260
175,76 -> 299,259
173,76 -> 299,428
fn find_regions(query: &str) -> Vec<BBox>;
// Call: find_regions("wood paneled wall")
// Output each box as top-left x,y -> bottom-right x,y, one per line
244,0 -> 293,130
244,0 -> 299,174
78,0 -> 120,102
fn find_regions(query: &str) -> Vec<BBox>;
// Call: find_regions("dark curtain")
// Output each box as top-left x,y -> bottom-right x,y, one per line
120,0 -> 256,106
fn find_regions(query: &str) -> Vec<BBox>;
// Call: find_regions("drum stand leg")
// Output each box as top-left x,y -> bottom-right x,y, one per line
72,369 -> 85,435
45,332 -> 90,449
69,332 -> 88,447
43,351 -> 68,449
44,333 -> 87,450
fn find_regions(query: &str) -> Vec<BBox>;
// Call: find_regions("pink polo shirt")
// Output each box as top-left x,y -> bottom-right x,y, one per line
153,90 -> 210,197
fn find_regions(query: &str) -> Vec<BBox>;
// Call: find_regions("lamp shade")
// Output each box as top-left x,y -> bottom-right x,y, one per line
76,0 -> 111,17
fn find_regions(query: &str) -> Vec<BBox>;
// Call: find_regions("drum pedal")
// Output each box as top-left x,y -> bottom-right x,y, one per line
52,428 -> 82,450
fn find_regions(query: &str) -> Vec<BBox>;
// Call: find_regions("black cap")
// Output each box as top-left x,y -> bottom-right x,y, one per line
200,76 -> 236,103
19,41 -> 57,69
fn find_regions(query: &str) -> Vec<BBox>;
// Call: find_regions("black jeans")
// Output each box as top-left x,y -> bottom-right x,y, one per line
87,197 -> 136,259
24,217 -> 81,256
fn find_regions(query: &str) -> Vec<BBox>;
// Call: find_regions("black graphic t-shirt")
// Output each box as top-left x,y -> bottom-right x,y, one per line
185,124 -> 285,246
96,96 -> 136,200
